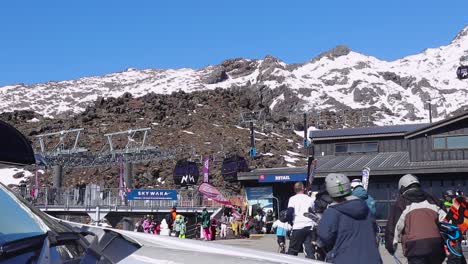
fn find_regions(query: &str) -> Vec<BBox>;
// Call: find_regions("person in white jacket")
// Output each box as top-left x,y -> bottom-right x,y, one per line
272,219 -> 292,253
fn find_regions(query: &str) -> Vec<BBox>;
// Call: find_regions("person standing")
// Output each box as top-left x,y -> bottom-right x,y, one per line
272,218 -> 292,253
77,181 -> 86,205
265,209 -> 274,234
442,190 -> 468,264
220,213 -> 229,239
286,182 -> 316,259
174,215 -> 187,238
210,218 -> 217,240
317,173 -> 382,264
350,179 -> 376,216
385,174 -> 445,264
198,208 -> 211,240
143,215 -> 152,234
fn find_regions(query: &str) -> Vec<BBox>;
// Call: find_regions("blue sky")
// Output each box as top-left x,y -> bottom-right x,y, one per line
0,0 -> 466,85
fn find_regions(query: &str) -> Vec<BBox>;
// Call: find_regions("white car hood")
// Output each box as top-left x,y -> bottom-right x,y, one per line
117,230 -> 324,264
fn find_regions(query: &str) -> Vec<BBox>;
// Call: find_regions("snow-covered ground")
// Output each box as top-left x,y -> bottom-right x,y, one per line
0,168 -> 33,186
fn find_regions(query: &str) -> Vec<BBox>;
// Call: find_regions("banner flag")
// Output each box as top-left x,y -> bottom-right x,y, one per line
198,182 -> 231,205
203,156 -> 210,183
362,167 -> 371,190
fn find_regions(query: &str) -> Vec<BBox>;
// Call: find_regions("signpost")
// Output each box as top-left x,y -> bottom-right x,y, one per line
126,189 -> 178,200
258,173 -> 308,183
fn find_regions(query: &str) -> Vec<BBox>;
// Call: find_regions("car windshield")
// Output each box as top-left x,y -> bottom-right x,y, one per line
0,184 -> 48,244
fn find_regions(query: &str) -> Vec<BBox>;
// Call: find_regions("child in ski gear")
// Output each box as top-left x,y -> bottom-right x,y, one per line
350,179 -> 377,216
210,218 -> 217,240
143,216 -> 152,234
385,174 -> 445,264
318,173 -> 382,264
286,182 -> 316,259
443,190 -> 468,264
174,214 -> 186,238
272,219 -> 292,253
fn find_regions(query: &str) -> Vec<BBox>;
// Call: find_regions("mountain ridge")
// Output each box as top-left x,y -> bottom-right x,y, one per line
1,25 -> 467,126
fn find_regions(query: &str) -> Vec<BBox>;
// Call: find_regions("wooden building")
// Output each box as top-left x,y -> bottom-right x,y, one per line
238,112 -> 468,220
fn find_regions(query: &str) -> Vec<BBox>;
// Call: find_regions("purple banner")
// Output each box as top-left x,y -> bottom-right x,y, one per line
203,156 -> 210,183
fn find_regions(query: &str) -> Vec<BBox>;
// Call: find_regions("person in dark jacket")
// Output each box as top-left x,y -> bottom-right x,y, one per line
317,173 -> 382,264
442,190 -> 468,264
197,208 -> 211,240
385,174 -> 445,264
350,179 -> 376,216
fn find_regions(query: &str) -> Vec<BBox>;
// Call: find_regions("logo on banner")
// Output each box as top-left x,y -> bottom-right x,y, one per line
181,175 -> 196,184
259,175 -> 265,181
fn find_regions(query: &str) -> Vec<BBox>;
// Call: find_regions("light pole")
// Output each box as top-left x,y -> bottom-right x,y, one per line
427,96 -> 443,124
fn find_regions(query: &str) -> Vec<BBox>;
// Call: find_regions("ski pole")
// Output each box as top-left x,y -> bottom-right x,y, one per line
392,254 -> 403,264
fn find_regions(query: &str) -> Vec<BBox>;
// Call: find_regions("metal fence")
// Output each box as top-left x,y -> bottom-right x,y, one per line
13,186 -> 244,210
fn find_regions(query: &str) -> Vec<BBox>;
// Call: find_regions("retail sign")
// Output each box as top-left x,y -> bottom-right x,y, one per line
126,189 -> 177,200
258,173 -> 308,183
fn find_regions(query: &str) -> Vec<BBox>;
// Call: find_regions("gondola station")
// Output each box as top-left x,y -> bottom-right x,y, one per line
238,111 -> 468,220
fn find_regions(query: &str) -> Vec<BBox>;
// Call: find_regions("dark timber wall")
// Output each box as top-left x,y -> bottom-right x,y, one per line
408,120 -> 468,162
313,136 -> 408,157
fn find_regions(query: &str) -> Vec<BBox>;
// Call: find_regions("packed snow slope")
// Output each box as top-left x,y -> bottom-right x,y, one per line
1,26 -> 468,124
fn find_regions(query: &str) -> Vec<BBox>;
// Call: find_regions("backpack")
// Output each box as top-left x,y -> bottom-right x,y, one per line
279,208 -> 294,224
314,191 -> 333,214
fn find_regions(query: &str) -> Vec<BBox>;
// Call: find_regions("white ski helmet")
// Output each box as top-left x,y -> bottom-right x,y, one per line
325,173 -> 351,198
350,179 -> 363,190
398,174 -> 420,191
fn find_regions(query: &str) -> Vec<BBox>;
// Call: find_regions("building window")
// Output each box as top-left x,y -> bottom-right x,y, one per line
433,135 -> 468,150
335,142 -> 378,154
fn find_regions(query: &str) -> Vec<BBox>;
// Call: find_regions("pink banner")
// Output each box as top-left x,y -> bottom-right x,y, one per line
198,182 -> 231,205
203,156 -> 209,183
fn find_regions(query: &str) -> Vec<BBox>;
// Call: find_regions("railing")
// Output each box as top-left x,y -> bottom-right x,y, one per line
13,186 -> 244,210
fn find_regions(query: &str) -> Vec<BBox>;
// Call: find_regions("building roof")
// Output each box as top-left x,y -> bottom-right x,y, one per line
310,123 -> 428,141
238,152 -> 468,180
405,111 -> 468,139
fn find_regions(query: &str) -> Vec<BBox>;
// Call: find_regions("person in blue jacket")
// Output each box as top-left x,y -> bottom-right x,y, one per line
350,179 -> 377,216
317,173 -> 382,264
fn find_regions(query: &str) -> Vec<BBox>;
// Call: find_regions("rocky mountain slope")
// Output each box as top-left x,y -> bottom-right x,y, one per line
0,89 -> 318,191
1,26 -> 468,125
1,26 -> 468,190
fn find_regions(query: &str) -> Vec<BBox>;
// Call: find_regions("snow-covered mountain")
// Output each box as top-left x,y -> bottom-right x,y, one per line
1,26 -> 467,125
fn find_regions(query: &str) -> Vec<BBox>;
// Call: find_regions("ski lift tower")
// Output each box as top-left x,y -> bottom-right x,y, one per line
35,128 -> 88,188
240,110 -> 263,158
102,127 -> 155,189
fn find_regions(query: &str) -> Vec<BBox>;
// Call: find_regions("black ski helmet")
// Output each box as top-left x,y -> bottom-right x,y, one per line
443,189 -> 456,201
